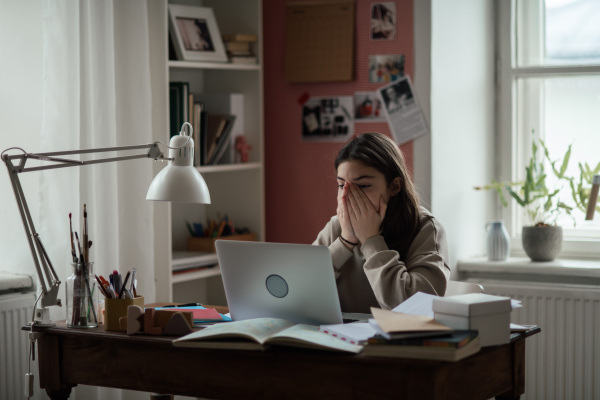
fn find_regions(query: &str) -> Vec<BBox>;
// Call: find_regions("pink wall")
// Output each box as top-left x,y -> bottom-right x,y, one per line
263,0 -> 414,244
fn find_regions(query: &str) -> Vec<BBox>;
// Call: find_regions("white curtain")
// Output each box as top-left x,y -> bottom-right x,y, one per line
41,1 -> 161,399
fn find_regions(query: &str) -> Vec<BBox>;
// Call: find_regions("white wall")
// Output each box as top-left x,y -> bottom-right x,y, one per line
416,0 -> 496,276
0,0 -> 43,277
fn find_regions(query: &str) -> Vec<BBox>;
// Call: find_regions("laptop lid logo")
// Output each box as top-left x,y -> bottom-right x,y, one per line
266,274 -> 288,298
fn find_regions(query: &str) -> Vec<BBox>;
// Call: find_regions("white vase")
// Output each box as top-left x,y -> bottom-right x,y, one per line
486,221 -> 510,261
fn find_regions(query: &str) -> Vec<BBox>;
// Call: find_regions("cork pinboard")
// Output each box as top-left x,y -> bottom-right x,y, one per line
284,0 -> 355,83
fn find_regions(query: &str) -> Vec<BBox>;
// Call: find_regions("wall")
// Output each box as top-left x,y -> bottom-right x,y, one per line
263,0 -> 415,244
430,0 -> 495,273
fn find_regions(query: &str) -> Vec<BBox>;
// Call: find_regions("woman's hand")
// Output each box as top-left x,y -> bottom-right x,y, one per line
345,182 -> 387,244
337,182 -> 358,245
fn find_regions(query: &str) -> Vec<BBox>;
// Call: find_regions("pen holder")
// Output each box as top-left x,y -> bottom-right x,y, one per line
104,296 -> 144,331
66,262 -> 99,328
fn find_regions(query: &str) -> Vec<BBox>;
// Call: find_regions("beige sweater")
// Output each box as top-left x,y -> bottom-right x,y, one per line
313,207 -> 450,313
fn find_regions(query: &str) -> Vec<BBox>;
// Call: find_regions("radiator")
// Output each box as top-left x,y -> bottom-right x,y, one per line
468,279 -> 600,400
0,291 -> 36,400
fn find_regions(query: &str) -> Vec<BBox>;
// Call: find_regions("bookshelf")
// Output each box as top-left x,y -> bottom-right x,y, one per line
158,0 -> 264,304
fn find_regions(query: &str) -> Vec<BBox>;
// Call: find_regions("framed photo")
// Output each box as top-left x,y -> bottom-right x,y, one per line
168,4 -> 228,63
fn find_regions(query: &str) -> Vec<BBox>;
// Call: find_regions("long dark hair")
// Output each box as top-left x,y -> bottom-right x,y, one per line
334,133 -> 420,259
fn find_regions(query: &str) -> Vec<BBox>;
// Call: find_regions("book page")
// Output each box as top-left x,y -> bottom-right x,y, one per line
267,324 -> 363,353
174,318 -> 294,345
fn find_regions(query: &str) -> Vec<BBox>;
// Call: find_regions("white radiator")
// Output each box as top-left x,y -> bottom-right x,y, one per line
0,291 -> 36,400
468,279 -> 600,400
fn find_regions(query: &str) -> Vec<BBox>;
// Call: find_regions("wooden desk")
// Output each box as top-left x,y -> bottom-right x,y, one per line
28,316 -> 539,400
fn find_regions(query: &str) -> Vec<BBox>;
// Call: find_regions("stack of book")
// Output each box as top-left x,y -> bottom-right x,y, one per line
223,33 -> 258,64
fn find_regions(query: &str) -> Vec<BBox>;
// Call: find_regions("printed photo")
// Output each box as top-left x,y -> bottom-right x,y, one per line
176,17 -> 215,52
369,54 -> 404,84
354,92 -> 385,122
377,76 -> 428,145
302,96 -> 354,142
371,2 -> 396,40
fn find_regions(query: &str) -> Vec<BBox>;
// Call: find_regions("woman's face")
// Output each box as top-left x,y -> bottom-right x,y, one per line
336,160 -> 399,212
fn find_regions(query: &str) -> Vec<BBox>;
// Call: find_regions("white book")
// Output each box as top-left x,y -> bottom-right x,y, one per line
319,321 -> 377,345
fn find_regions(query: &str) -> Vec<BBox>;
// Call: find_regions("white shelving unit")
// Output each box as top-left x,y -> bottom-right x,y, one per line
161,0 -> 264,304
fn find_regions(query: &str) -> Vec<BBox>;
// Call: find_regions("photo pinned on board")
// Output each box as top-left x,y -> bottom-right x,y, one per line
371,2 -> 396,40
354,92 -> 385,122
377,76 -> 429,145
302,96 -> 354,142
368,54 -> 405,84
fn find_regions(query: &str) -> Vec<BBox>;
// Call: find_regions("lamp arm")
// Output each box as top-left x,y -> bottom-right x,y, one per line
0,142 -> 166,317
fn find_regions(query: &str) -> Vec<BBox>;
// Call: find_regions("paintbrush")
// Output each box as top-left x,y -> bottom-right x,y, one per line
69,213 -> 77,263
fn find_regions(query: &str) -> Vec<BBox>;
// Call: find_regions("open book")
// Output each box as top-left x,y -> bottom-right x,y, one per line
173,318 -> 363,353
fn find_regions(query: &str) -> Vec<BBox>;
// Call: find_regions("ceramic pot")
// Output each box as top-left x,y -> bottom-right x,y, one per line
486,221 -> 510,261
521,225 -> 562,261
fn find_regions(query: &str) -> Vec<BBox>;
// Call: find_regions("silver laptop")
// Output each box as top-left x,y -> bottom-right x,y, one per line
215,240 -> 344,325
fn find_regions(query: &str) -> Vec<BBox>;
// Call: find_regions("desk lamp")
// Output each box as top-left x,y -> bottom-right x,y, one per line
585,175 -> 600,221
2,124 -> 210,326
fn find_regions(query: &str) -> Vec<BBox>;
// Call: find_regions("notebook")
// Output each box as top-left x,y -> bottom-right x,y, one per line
215,240 -> 344,325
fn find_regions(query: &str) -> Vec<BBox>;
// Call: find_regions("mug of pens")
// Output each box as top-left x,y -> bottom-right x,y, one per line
66,262 -> 99,328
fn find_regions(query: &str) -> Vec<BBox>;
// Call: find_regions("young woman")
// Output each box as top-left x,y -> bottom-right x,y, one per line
313,133 -> 450,313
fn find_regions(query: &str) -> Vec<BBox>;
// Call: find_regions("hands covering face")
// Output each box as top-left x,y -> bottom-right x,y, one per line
337,182 -> 387,245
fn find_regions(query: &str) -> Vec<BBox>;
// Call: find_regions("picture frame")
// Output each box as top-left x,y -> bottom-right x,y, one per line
168,4 -> 228,63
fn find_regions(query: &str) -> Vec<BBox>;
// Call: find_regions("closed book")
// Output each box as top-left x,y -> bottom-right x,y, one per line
169,81 -> 189,137
205,114 -> 229,163
361,335 -> 481,361
367,330 -> 478,349
230,55 -> 258,65
173,317 -> 362,353
209,115 -> 236,165
225,41 -> 252,52
222,33 -> 258,42
192,103 -> 203,166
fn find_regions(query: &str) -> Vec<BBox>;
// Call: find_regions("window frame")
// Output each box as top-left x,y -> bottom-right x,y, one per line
496,0 -> 600,260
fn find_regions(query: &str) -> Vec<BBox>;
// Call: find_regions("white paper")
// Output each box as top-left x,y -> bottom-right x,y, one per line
392,291 -> 436,317
377,76 -> 429,145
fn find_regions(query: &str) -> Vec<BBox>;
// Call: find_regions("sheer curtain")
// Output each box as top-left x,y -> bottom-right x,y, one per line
41,1 -> 162,399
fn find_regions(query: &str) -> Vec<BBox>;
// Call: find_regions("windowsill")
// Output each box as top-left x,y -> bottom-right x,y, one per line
457,257 -> 600,286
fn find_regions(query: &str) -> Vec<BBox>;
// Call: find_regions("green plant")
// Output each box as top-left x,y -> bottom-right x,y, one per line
568,161 -> 600,215
475,137 -> 574,227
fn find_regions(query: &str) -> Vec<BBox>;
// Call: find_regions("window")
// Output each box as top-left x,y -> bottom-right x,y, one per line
498,0 -> 600,257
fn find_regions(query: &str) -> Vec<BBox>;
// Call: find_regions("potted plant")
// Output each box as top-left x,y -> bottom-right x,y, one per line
476,137 -> 574,261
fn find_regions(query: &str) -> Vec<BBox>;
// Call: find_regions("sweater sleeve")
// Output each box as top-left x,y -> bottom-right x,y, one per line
361,216 -> 451,309
312,216 -> 354,277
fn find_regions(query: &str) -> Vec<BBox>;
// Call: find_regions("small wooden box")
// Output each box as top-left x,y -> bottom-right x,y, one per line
104,296 -> 144,331
187,233 -> 257,253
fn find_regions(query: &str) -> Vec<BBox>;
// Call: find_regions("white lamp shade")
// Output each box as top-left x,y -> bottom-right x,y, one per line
146,133 -> 210,203
146,164 -> 211,203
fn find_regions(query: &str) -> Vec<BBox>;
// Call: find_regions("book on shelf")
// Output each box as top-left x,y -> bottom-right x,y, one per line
172,317 -> 363,353
169,81 -> 189,137
222,33 -> 258,43
360,334 -> 481,361
195,93 -> 245,164
208,115 -> 236,165
171,251 -> 218,272
205,114 -> 232,164
229,55 -> 258,65
225,41 -> 252,52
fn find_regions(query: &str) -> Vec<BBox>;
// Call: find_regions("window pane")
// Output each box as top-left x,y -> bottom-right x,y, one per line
516,0 -> 600,67
516,75 -> 600,233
